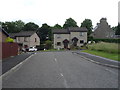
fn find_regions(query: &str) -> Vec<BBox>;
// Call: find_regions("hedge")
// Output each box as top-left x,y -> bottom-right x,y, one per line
88,38 -> 120,43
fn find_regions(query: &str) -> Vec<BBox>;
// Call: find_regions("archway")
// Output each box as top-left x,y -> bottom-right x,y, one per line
63,39 -> 69,49
72,37 -> 78,46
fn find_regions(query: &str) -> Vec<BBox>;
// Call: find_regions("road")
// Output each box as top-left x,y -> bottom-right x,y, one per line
2,51 -> 119,88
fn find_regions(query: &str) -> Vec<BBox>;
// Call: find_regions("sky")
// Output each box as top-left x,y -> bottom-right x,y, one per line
0,0 -> 119,27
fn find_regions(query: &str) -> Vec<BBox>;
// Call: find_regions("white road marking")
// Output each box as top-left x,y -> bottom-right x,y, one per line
105,68 -> 118,75
72,52 -> 119,68
60,73 -> 63,77
59,72 -> 69,88
0,54 -> 34,79
54,58 -> 57,62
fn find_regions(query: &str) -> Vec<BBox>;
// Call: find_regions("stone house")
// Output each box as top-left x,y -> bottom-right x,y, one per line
92,18 -> 115,39
9,31 -> 40,48
52,27 -> 87,49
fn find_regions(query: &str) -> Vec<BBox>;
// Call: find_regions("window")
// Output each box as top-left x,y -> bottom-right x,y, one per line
80,40 -> 84,44
35,38 -> 37,42
80,32 -> 84,36
24,37 -> 27,42
57,42 -> 61,46
57,34 -> 61,38
18,37 -> 20,41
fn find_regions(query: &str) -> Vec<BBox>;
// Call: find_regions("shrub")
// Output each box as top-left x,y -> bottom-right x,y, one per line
45,40 -> 52,49
87,42 -> 120,54
5,37 -> 14,43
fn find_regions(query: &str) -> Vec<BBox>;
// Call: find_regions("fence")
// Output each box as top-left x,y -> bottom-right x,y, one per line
2,42 -> 19,59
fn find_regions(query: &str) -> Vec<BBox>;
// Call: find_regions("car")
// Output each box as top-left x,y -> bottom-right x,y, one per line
28,47 -> 37,52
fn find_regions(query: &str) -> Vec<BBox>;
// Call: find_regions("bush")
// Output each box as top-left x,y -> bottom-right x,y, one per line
70,45 -> 80,50
5,37 -> 14,43
87,42 -> 120,54
36,44 -> 46,50
45,40 -> 52,49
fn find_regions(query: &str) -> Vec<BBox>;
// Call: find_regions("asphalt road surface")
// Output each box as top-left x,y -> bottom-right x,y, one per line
2,51 -> 119,88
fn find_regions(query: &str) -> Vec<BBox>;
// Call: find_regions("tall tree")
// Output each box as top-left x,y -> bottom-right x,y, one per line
2,20 -> 25,33
38,23 -> 52,44
63,18 -> 78,28
23,22 -> 39,31
81,19 -> 93,37
53,24 -> 62,29
115,23 -> 120,35
15,20 -> 25,32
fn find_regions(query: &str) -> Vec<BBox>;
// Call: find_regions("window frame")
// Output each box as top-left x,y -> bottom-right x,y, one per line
80,32 -> 84,36
57,42 -> 61,46
80,40 -> 84,44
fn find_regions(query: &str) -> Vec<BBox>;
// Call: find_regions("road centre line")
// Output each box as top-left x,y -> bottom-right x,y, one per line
60,73 -> 64,77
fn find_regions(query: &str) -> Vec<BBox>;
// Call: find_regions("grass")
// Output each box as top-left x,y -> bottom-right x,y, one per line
82,50 -> 119,61
87,42 -> 120,54
82,42 -> 120,61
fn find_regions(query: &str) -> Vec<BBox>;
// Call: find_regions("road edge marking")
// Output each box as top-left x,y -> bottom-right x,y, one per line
0,53 -> 34,79
72,52 -> 119,69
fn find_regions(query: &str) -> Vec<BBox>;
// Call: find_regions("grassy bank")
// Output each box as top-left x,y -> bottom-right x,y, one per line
87,42 -> 119,54
82,42 -> 119,61
82,50 -> 119,61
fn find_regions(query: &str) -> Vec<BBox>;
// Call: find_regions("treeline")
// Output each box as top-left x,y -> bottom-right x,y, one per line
0,18 -> 119,44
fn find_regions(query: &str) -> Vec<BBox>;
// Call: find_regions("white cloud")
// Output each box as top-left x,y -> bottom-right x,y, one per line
0,0 -> 119,27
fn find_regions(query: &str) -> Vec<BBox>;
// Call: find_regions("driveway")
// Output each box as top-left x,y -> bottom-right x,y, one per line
2,51 -> 119,88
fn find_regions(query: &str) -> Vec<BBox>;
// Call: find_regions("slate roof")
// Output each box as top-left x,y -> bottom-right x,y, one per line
0,26 -> 9,37
52,27 -> 87,34
9,31 -> 36,38
52,29 -> 70,34
68,27 -> 88,32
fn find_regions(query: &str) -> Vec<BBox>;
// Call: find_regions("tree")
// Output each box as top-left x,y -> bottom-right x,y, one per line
63,18 -> 78,28
53,24 -> 62,29
23,22 -> 39,31
115,23 -> 120,35
14,20 -> 25,32
2,21 -> 16,33
81,19 -> 93,37
38,23 -> 52,44
2,20 -> 25,33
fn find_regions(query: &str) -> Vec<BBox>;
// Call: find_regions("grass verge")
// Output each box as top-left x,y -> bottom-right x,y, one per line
82,50 -> 119,61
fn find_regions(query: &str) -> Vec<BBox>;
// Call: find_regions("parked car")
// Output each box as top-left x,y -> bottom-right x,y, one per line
27,47 -> 37,52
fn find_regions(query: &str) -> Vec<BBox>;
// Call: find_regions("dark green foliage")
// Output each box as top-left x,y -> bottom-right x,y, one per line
38,23 -> 52,44
53,24 -> 62,29
115,23 -> 120,35
1,20 -> 25,33
88,38 -> 120,43
45,40 -> 52,49
81,19 -> 93,37
23,22 -> 39,31
36,44 -> 45,50
63,18 -> 78,28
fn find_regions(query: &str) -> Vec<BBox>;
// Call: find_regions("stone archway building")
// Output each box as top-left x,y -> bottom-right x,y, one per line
52,27 -> 88,49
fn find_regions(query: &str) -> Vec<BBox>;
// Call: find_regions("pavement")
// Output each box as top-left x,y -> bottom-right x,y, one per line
2,52 -> 34,74
2,51 -> 119,88
72,51 -> 120,69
